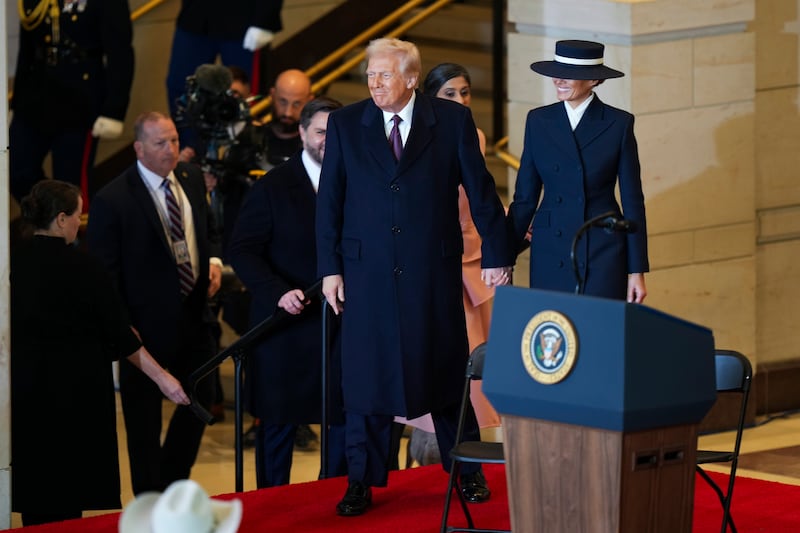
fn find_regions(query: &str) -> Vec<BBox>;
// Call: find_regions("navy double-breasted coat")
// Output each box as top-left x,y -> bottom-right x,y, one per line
316,92 -> 510,419
507,96 -> 649,298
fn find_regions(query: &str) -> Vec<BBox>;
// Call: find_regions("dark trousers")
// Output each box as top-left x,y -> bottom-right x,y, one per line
9,115 -> 97,202
346,401 -> 481,487
21,510 -> 82,526
119,312 -> 216,495
255,422 -> 348,488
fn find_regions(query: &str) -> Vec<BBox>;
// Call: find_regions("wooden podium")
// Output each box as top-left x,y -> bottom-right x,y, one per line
483,287 -> 716,533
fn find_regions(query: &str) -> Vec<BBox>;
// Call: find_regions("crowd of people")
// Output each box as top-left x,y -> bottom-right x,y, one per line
8,3 -> 649,524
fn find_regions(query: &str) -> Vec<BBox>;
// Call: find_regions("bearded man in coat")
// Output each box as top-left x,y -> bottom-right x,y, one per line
316,38 -> 512,516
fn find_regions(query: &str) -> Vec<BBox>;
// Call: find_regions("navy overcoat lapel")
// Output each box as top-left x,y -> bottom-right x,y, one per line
574,96 -> 615,150
398,92 -> 434,175
540,103 -> 581,161
361,101 -> 397,177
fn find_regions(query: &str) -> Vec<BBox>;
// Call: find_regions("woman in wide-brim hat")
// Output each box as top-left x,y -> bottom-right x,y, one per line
506,39 -> 649,303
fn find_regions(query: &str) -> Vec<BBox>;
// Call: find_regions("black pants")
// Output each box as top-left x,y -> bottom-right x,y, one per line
9,115 -> 98,202
120,313 -> 216,495
345,401 -> 481,487
22,510 -> 82,526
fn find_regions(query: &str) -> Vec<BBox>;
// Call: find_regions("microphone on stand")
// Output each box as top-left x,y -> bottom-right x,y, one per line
592,214 -> 638,234
571,211 -> 637,294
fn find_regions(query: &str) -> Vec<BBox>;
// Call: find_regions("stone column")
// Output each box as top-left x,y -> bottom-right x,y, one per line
2,0 -> 12,526
506,0 -> 757,357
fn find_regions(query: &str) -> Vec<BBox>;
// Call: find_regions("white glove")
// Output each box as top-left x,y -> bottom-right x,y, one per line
243,26 -> 275,52
92,116 -> 124,139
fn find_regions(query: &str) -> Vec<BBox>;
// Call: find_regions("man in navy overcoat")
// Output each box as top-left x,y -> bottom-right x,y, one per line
316,38 -> 512,516
228,97 -> 347,488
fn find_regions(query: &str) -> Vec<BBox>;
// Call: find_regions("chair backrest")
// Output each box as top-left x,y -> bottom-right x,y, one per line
466,343 -> 487,380
714,350 -> 753,393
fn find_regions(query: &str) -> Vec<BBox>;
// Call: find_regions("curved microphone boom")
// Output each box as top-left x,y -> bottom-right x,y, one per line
592,214 -> 638,234
571,211 -> 636,294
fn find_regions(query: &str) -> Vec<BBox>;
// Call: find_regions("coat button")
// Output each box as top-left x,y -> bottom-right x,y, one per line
392,226 -> 401,234
390,183 -> 400,192
394,267 -> 403,276
555,196 -> 563,204
555,230 -> 562,237
558,260 -> 564,268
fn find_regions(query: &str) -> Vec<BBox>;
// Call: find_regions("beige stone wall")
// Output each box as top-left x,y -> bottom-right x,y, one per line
753,1 -> 800,364
507,0 -> 760,360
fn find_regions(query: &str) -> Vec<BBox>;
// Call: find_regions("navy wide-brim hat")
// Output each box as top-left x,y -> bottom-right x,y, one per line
530,40 -> 624,80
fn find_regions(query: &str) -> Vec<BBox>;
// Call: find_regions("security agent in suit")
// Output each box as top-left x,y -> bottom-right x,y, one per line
228,97 -> 347,488
87,112 -> 223,495
316,38 -> 512,516
166,0 -> 284,119
506,40 -> 648,303
10,0 -> 134,203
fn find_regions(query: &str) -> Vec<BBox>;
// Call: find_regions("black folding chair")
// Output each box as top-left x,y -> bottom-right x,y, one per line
440,343 -> 508,533
696,349 -> 753,533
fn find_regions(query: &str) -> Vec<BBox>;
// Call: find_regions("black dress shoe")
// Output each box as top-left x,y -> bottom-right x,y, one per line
336,481 -> 372,516
460,471 -> 491,503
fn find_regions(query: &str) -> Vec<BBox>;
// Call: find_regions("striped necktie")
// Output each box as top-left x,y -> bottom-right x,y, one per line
162,178 -> 195,296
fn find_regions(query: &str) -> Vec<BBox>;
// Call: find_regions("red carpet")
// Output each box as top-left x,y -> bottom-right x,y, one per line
13,464 -> 800,531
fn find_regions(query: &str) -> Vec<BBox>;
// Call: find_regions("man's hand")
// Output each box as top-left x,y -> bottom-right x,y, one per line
208,262 -> 222,297
157,372 -> 191,405
322,275 -> 345,315
278,288 -> 309,315
481,266 -> 512,288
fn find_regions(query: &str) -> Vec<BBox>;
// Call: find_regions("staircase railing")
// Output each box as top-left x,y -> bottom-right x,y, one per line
493,136 -> 520,171
130,0 -> 170,21
250,0 -> 455,119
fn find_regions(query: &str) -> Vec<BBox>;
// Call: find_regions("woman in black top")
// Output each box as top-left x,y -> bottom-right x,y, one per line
11,180 -> 190,526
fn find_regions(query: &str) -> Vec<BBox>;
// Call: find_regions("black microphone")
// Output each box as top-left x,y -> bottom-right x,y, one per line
592,215 -> 638,234
193,64 -> 233,95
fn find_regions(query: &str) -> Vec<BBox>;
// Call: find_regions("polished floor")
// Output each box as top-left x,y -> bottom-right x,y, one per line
10,357 -> 800,528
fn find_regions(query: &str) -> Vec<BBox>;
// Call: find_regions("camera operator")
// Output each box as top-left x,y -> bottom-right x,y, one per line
175,63 -> 263,254
174,63 -> 262,420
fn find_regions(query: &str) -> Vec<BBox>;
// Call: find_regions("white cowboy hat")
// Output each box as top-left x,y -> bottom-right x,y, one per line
119,479 -> 242,533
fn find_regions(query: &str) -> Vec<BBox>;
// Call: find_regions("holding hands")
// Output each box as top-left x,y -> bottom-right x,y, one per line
481,266 -> 512,288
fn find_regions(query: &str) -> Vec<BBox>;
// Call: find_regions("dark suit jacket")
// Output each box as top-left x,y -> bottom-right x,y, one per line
507,96 -> 649,299
176,0 -> 284,40
87,162 -> 221,363
316,92 -> 510,418
228,153 -> 342,424
13,0 -> 134,129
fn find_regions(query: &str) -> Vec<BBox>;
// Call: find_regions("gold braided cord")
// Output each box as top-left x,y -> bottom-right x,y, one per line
18,0 -> 59,31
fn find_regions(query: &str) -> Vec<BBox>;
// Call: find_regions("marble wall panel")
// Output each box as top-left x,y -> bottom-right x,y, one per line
755,87 -> 800,210
509,0 -> 753,36
647,223 -> 753,270
753,0 -> 800,90
636,102 -> 755,234
646,258 -> 756,358
630,40 -> 692,114
757,239 -> 800,363
694,32 -> 755,107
